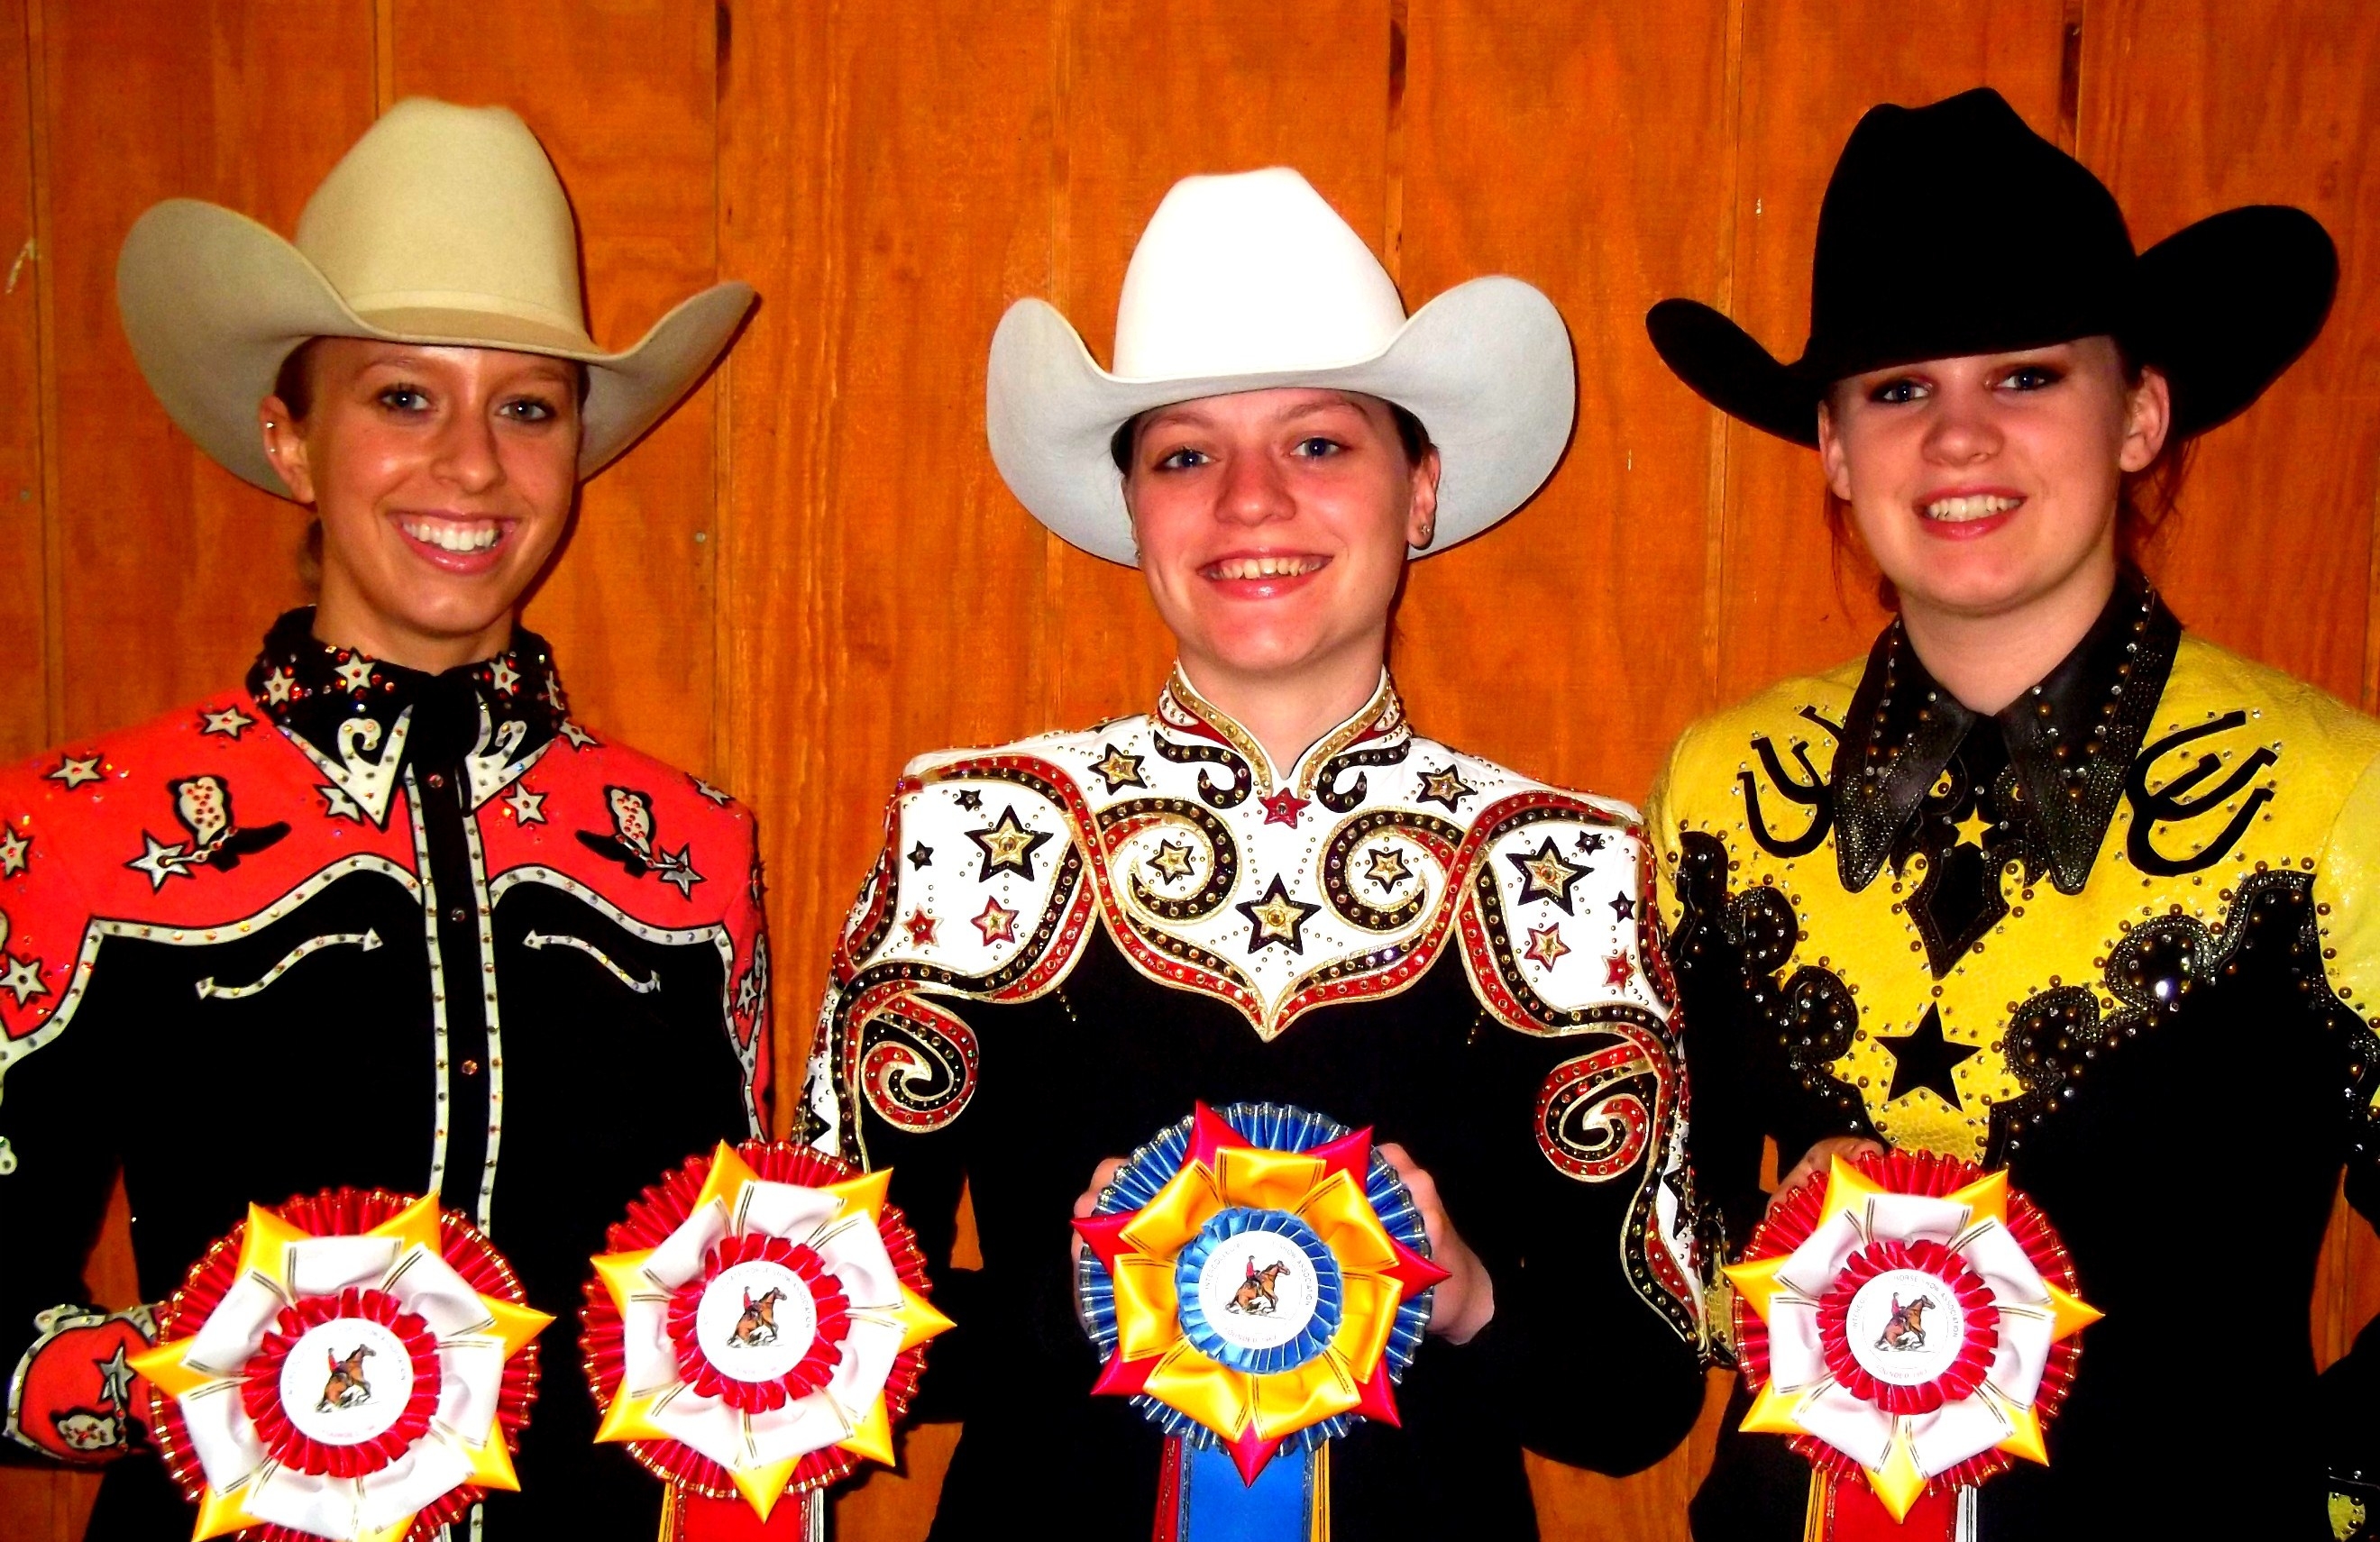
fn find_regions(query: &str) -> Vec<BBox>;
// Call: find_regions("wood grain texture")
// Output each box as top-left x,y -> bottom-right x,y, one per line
5,4 -> 2380,1537
1710,0 -> 2071,698
2076,0 -> 2380,700
0,0 -> 45,762
389,0 -> 723,776
1397,0 -> 1738,807
33,0 -> 370,738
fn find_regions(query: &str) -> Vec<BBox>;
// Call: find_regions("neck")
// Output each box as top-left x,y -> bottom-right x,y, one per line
1178,641 -> 1386,779
312,582 -> 515,675
1899,555 -> 2119,716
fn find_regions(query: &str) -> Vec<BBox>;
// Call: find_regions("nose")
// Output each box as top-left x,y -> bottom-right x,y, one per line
1214,445 -> 1295,528
431,401 -> 505,493
1921,382 -> 2003,466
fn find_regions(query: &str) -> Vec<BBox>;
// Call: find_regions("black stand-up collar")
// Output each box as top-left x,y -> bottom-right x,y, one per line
245,607 -> 566,775
1829,576 -> 2180,895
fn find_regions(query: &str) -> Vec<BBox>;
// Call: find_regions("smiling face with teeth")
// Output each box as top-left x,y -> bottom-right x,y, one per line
1817,337 -> 2172,707
261,340 -> 583,672
1121,388 -> 1440,761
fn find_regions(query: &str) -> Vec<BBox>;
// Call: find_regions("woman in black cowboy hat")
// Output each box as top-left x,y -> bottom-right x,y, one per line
1643,87 -> 2370,1538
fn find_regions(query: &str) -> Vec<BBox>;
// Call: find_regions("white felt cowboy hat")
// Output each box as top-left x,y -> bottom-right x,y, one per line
115,96 -> 754,496
986,168 -> 1575,565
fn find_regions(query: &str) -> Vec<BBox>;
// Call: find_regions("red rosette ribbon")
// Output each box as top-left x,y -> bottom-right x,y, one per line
664,1234 -> 852,1414
581,1141 -> 952,1524
241,1287 -> 442,1480
131,1189 -> 551,1542
1725,1151 -> 2100,1527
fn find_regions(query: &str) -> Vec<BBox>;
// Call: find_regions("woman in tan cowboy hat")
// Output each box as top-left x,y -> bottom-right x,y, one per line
801,167 -> 1706,1539
1643,88 -> 2365,1538
0,98 -> 770,1539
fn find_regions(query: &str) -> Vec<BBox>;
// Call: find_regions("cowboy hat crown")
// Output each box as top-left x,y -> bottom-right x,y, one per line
986,168 -> 1575,565
116,96 -> 755,495
1646,87 -> 2336,445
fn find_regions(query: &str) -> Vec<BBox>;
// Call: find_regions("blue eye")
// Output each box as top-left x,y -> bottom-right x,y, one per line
1293,436 -> 1343,457
500,397 -> 557,423
378,385 -> 430,412
1155,446 -> 1209,471
2001,364 -> 2064,391
1868,378 -> 1925,406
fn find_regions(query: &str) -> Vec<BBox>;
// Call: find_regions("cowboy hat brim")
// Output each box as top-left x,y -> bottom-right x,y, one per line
116,198 -> 755,497
1646,204 -> 2337,449
986,275 -> 1575,566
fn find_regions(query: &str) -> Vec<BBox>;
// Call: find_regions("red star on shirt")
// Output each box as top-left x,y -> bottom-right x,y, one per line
903,908 -> 938,947
1523,923 -> 1570,970
1605,952 -> 1634,988
973,896 -> 1019,944
1259,789 -> 1311,828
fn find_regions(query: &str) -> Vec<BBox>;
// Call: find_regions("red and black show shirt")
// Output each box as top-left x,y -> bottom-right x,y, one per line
0,608 -> 773,1538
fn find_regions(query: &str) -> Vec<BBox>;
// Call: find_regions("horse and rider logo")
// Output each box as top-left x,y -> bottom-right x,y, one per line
729,1286 -> 785,1348
1874,1292 -> 1935,1355
1226,1258 -> 1292,1318
317,1344 -> 374,1412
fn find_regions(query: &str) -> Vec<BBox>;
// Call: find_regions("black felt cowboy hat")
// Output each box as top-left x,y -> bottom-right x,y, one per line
1646,87 -> 2338,446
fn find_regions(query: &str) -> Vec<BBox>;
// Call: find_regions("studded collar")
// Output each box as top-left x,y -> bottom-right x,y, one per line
244,607 -> 566,819
1153,665 -> 1410,798
1829,575 -> 2181,895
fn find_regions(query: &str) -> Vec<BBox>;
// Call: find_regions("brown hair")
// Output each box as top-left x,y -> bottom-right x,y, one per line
1820,353 -> 2193,607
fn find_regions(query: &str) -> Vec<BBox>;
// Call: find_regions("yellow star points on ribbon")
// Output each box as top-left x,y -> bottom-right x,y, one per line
732,1458 -> 803,1522
1870,1433 -> 1929,1521
191,1481 -> 267,1542
1090,1138 -> 1423,1461
354,1515 -> 416,1542
589,1148 -> 948,1518
1729,1156 -> 2103,1521
136,1196 -> 546,1542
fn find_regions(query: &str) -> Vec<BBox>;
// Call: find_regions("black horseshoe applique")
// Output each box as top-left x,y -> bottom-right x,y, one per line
1742,730 -> 1833,859
2124,711 -> 2278,877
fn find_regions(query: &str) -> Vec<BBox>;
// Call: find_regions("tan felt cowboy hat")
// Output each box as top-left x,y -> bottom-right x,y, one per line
116,96 -> 755,496
986,168 -> 1575,566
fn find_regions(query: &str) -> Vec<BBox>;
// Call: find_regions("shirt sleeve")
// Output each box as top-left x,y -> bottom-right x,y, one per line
2310,746 -> 2380,1519
1649,728 -> 1876,1274
0,768 -> 155,1465
799,779 -> 992,1424
1449,804 -> 1707,1472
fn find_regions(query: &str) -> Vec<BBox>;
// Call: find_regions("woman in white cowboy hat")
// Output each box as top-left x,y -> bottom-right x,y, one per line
0,98 -> 772,1539
801,168 -> 1706,1538
1643,88 -> 2366,1539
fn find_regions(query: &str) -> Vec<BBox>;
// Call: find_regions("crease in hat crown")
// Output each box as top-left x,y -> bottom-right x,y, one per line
115,93 -> 756,495
295,97 -> 591,343
984,164 -> 1577,566
1109,168 -> 1410,381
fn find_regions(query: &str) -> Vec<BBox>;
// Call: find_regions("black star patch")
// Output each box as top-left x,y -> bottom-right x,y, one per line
907,841 -> 934,871
1414,763 -> 1478,812
1575,831 -> 1606,855
954,789 -> 984,812
1091,744 -> 1148,794
966,806 -> 1054,882
1234,873 -> 1321,955
1876,1006 -> 1981,1109
1505,836 -> 1587,913
1608,891 -> 1635,921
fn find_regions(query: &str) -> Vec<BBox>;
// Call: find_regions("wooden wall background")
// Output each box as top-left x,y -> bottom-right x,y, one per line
4,1 -> 2376,1537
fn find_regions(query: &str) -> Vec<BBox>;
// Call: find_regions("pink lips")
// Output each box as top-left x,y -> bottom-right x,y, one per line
1914,487 -> 2026,543
390,513 -> 514,576
1198,551 -> 1332,600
